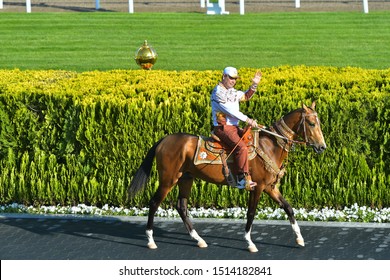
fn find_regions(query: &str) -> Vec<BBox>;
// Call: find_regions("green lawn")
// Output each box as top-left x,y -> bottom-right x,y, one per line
0,11 -> 389,71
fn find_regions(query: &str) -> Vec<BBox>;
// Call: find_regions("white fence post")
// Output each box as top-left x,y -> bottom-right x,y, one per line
219,0 -> 228,14
0,0 -> 3,9
26,0 -> 31,13
129,0 -> 134,13
200,0 -> 205,8
240,0 -> 244,15
363,0 -> 369,13
295,0 -> 300,8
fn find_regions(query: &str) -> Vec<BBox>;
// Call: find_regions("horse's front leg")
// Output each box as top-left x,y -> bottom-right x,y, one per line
267,188 -> 305,247
291,219 -> 305,247
281,196 -> 305,247
244,226 -> 258,253
245,189 -> 262,253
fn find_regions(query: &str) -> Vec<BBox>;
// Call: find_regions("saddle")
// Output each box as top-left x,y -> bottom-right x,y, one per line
194,127 -> 257,166
194,127 -> 286,189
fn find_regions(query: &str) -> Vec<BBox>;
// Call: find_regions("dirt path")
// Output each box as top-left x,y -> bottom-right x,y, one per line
1,0 -> 389,13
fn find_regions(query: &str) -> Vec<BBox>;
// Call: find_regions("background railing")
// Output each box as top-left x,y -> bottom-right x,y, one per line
1,0 -> 390,13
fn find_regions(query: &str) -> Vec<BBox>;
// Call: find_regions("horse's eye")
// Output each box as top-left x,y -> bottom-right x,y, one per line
308,122 -> 315,127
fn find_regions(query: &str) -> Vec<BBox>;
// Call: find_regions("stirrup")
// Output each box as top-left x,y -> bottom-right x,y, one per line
236,177 -> 257,191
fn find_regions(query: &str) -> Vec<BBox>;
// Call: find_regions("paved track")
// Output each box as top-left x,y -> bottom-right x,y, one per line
0,213 -> 389,260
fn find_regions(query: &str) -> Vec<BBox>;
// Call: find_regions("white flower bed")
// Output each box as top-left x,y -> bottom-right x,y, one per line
1,203 -> 390,223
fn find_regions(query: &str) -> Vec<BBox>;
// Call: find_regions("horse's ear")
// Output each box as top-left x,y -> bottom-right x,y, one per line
302,101 -> 316,111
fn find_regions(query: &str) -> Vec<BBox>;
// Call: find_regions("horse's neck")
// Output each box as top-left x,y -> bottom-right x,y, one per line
277,109 -> 303,140
258,130 -> 288,168
274,118 -> 295,140
258,109 -> 303,167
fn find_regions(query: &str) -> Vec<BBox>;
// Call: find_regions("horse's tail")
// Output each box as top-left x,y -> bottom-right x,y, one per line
128,138 -> 164,198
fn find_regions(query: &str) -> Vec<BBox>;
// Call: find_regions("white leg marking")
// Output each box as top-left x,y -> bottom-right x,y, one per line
190,229 -> 208,248
244,228 -> 258,253
291,221 -> 305,247
146,229 -> 158,249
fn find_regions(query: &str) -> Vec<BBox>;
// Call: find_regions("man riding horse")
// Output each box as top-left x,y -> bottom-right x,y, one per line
211,66 -> 263,190
129,66 -> 327,252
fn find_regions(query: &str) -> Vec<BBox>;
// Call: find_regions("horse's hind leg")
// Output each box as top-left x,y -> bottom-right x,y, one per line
146,178 -> 176,249
266,187 -> 305,247
145,189 -> 165,249
176,173 -> 208,248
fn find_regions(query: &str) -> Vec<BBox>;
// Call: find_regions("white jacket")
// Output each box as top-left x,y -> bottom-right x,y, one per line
211,83 -> 249,126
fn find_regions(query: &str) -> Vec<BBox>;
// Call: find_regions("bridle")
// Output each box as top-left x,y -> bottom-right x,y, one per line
252,109 -> 320,180
298,110 -> 320,146
263,109 -> 319,151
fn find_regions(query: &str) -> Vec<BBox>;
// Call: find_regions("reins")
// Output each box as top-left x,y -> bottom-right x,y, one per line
223,109 -> 317,161
263,110 -> 319,147
259,127 -> 305,145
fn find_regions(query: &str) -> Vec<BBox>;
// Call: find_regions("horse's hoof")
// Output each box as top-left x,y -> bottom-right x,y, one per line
248,245 -> 258,253
148,242 -> 158,249
198,241 -> 208,248
296,238 -> 305,247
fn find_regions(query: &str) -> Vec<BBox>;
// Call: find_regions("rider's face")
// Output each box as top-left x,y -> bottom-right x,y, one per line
222,74 -> 237,89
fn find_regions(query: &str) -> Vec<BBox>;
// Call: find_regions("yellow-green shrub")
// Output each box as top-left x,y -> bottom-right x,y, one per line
0,66 -> 389,209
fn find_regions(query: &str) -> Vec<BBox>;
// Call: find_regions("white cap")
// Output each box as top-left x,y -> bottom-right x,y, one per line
223,67 -> 239,79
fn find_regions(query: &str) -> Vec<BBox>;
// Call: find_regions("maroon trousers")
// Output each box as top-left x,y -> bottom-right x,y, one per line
213,125 -> 248,175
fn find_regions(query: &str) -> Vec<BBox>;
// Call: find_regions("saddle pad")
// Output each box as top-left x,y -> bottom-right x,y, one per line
194,133 -> 257,165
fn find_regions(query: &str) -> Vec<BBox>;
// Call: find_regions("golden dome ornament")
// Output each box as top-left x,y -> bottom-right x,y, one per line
134,40 -> 158,70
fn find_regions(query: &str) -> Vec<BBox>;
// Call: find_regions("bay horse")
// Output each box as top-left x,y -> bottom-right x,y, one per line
128,101 -> 326,252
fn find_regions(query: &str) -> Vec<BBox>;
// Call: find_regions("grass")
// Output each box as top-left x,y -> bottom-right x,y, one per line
0,12 -> 389,71
1,11 -> 389,221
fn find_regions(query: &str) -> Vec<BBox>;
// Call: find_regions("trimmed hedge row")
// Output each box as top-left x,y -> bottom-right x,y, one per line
0,66 -> 389,209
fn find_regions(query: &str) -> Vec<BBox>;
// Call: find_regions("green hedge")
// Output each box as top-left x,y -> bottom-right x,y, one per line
0,66 -> 389,209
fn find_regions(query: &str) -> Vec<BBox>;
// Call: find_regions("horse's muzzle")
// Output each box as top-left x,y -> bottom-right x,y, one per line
312,143 -> 327,154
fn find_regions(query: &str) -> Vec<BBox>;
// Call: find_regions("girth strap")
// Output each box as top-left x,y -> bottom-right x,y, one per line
255,146 -> 286,188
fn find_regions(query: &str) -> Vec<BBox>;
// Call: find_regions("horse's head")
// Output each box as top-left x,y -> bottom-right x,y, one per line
275,101 -> 327,153
298,101 -> 327,154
